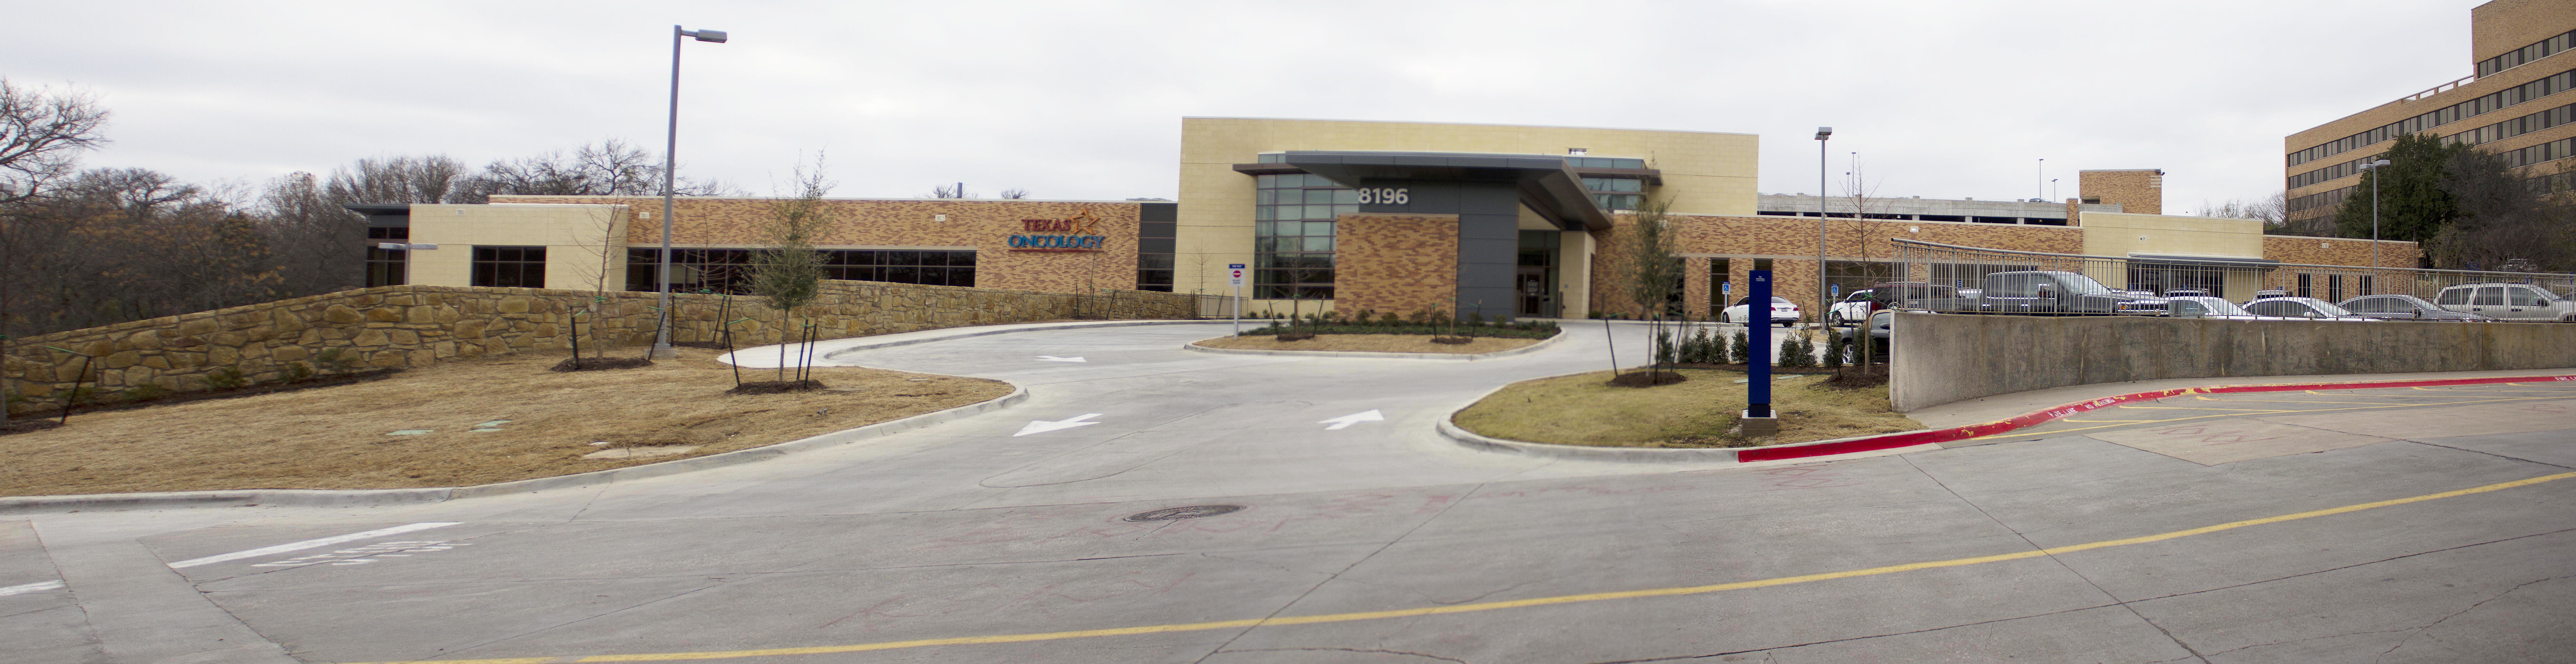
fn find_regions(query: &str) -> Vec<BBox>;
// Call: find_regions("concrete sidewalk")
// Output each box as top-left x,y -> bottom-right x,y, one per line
1905,367 -> 2576,429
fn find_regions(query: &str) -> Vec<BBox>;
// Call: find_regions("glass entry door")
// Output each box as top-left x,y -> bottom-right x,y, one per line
1517,267 -> 1551,317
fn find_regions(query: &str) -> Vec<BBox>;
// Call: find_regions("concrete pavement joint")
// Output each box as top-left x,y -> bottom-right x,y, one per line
316,471 -> 2576,664
2405,440 -> 2575,470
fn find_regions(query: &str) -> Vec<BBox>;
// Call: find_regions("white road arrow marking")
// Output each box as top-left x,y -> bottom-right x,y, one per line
1036,356 -> 1088,363
1319,409 -> 1385,431
1015,413 -> 1104,436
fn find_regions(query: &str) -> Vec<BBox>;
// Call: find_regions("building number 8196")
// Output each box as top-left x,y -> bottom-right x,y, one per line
1354,187 -> 1409,205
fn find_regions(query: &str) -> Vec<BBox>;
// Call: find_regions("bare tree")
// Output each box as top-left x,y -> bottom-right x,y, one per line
1828,159 -> 1902,318
325,155 -> 466,204
927,183 -> 974,199
998,188 -> 1031,199
2198,192 -> 2292,234
453,139 -> 736,203
0,78 -> 111,205
254,171 -> 364,296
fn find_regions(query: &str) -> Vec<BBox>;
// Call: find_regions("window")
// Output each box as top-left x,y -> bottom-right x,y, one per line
2345,297 -> 2387,313
2474,287 -> 2505,305
1709,258 -> 1732,308
2288,66 -> 2576,167
1825,261 -> 1896,305
1137,204 -> 1175,292
2245,300 -> 2284,317
2437,288 -> 2472,305
1582,176 -> 1645,211
366,226 -> 408,287
2358,275 -> 2375,297
2509,286 -> 2554,306
472,246 -> 546,288
2295,273 -> 2313,298
2168,300 -> 2208,317
1252,172 -> 1351,299
2327,274 -> 2344,303
2477,30 -> 2574,78
623,248 -> 977,293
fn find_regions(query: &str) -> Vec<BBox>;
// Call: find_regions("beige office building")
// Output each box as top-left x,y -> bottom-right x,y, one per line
2284,0 -> 2576,233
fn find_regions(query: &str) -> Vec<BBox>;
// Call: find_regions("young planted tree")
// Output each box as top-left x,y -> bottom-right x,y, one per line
1619,198 -> 1683,374
747,160 -> 834,387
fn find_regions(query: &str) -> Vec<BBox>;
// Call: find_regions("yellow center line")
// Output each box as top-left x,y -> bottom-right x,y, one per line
329,472 -> 2576,664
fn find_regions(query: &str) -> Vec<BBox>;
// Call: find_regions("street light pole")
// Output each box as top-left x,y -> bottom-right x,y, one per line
1815,127 -> 1831,330
654,24 -> 728,360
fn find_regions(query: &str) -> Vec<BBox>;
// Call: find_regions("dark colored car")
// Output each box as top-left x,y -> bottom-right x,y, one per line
1865,282 -> 1959,310
2337,294 -> 2495,322
1935,271 -> 2169,316
1835,310 -> 1894,364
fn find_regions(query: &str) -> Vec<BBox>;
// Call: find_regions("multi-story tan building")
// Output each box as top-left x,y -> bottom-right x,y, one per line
353,118 -> 2415,322
2284,0 -> 2576,233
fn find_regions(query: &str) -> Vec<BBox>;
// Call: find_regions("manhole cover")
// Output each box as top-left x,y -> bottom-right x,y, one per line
1124,505 -> 1244,522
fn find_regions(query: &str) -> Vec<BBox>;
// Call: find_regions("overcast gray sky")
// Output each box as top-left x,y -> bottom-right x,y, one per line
7,1 -> 2481,211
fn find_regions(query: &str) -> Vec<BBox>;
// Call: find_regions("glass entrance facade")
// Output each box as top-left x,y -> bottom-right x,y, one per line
1253,173 -> 1357,299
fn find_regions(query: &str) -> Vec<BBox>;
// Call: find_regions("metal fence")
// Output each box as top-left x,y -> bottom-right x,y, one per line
1888,238 -> 2576,312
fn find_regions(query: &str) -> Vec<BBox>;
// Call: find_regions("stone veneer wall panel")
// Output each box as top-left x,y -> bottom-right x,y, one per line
1334,213 -> 1461,318
3,282 -> 1192,415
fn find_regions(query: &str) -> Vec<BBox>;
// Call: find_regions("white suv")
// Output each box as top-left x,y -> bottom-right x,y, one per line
2432,283 -> 2576,322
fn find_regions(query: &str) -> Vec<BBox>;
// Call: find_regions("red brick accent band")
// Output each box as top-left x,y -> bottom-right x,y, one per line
1734,374 -> 2576,462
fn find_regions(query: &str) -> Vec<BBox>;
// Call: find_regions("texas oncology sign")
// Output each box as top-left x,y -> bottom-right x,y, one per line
1008,208 -> 1108,252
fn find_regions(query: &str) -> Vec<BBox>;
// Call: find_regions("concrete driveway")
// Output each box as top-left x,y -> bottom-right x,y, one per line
3,321 -> 2570,664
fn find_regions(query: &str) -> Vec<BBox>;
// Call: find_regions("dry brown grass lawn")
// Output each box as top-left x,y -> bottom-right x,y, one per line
0,348 -> 1009,496
1194,333 -> 1541,354
1454,368 -> 1922,448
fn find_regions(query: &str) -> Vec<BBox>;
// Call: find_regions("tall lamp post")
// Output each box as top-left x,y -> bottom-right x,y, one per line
652,25 -> 729,359
2360,159 -> 2391,289
1815,126 -> 1831,328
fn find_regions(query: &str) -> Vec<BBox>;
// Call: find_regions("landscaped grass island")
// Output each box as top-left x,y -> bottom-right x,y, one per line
1454,367 -> 1922,448
0,347 -> 1009,496
1190,316 -> 1560,354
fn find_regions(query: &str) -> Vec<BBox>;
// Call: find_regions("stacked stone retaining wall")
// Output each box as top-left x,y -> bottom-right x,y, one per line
3,281 -> 1192,414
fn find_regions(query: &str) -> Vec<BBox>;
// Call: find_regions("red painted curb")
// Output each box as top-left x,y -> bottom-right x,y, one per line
1733,373 -> 2576,463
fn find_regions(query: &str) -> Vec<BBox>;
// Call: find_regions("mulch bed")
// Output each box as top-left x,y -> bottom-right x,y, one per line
1430,336 -> 1473,345
1275,333 -> 1317,341
1607,370 -> 1690,387
672,341 -> 733,350
0,419 -> 66,436
552,357 -> 657,372
6,369 -> 404,422
728,379 -> 828,395
1823,367 -> 1890,389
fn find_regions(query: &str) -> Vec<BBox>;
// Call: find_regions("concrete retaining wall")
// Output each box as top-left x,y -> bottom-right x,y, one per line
3,282 -> 1191,414
1889,312 -> 2576,411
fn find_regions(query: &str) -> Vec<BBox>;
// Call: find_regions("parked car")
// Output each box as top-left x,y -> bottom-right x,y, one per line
2249,289 -> 2289,302
2430,283 -> 2576,322
1835,309 -> 1894,363
1865,282 -> 1960,311
1827,289 -> 1875,327
1924,271 -> 2169,316
2336,294 -> 2496,322
2164,296 -> 2290,321
2242,297 -> 2381,321
1723,296 -> 1801,327
2161,288 -> 2213,298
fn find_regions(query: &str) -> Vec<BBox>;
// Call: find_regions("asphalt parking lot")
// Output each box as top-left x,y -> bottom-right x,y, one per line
2,322 -> 2569,664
